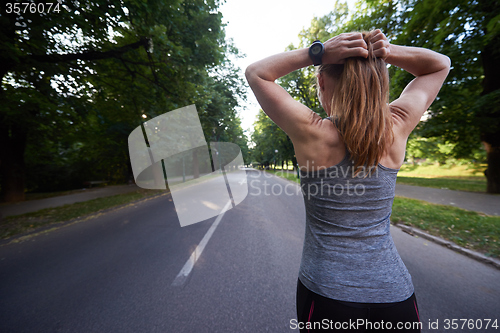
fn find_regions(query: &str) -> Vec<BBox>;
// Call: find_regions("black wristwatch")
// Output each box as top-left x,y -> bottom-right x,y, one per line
309,40 -> 324,66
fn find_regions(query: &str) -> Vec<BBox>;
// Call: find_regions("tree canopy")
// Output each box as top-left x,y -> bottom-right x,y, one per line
1,0 -> 249,201
251,0 -> 499,192
250,109 -> 295,169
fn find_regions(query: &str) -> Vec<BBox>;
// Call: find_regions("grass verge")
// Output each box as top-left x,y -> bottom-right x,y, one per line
266,169 -> 300,182
269,165 -> 489,192
1,189 -> 165,241
265,169 -> 499,258
397,163 -> 488,193
19,185 -> 109,201
398,163 -> 486,177
396,176 -> 487,192
391,197 -> 499,258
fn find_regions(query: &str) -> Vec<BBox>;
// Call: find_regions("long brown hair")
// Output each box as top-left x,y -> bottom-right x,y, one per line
317,31 -> 393,175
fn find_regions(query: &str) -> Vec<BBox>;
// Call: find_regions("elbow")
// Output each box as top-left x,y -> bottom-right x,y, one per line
245,61 -> 275,85
245,63 -> 261,87
245,63 -> 257,82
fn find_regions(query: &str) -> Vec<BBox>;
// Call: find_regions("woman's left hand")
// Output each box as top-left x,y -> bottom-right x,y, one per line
322,32 -> 368,64
370,29 -> 391,60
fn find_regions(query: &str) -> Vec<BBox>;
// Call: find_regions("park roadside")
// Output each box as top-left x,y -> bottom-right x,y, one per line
266,169 -> 500,270
1,171 -> 499,270
0,173 -> 222,243
0,186 -> 168,245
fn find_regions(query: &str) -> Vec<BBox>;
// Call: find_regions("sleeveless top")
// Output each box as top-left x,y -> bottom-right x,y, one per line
298,149 -> 414,303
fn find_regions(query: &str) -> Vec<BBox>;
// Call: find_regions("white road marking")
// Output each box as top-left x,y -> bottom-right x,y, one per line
171,200 -> 232,287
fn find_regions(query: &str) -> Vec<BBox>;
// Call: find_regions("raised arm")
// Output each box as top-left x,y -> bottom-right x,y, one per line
245,33 -> 368,140
245,49 -> 314,140
371,30 -> 451,138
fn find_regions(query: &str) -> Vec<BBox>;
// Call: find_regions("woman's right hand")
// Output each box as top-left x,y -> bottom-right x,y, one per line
322,32 -> 368,64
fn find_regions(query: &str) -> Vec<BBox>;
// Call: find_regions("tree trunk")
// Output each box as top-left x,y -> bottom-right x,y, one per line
0,123 -> 27,202
483,144 -> 500,193
480,34 -> 500,194
482,135 -> 500,194
0,12 -> 25,202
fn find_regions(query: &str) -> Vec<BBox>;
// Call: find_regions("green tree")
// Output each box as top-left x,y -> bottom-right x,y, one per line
199,60 -> 249,162
249,2 -> 348,170
251,110 -> 296,169
1,0 -> 246,201
345,0 -> 500,192
280,0 -> 499,192
406,135 -> 457,165
276,1 -> 352,119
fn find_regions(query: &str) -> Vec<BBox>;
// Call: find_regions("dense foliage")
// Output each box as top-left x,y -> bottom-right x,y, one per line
250,110 -> 295,169
251,0 -> 500,192
1,0 -> 248,201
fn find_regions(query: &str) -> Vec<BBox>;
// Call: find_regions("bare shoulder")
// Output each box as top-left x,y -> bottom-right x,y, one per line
300,115 -> 339,143
293,117 -> 345,169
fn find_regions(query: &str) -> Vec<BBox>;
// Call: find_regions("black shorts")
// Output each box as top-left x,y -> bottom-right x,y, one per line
296,279 -> 421,332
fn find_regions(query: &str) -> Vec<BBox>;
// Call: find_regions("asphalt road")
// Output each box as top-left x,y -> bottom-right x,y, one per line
0,170 -> 499,332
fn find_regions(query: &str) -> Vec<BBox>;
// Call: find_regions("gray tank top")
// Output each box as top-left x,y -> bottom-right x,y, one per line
298,150 -> 414,303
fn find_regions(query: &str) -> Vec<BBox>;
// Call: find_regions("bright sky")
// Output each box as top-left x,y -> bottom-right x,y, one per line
218,0 -> 357,137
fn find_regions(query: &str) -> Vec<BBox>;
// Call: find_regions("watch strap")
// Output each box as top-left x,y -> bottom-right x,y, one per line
309,40 -> 324,66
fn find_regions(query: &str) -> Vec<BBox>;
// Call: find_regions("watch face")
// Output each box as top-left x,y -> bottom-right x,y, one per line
311,44 -> 322,55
